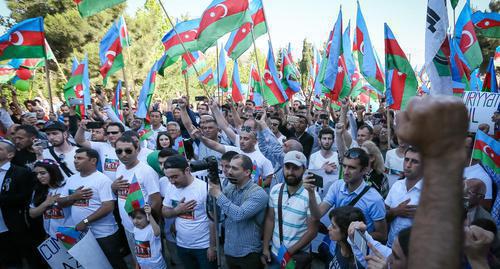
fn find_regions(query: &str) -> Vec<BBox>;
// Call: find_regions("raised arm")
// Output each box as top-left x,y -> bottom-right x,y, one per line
74,119 -> 92,148
209,99 -> 237,144
191,128 -> 226,154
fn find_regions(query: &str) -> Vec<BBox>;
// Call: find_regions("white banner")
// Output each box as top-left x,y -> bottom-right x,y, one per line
68,231 -> 113,269
38,237 -> 82,269
462,91 -> 499,134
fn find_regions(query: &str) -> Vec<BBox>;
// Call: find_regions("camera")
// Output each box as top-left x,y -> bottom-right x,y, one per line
190,156 -> 220,184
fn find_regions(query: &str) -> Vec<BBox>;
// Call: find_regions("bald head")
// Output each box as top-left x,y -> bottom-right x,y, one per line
283,139 -> 303,153
465,178 -> 486,195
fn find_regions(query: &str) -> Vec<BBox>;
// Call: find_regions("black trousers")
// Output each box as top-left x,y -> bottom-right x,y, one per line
225,252 -> 264,269
96,231 -> 128,269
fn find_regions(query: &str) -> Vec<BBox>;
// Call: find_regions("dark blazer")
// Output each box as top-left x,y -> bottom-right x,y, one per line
0,163 -> 34,233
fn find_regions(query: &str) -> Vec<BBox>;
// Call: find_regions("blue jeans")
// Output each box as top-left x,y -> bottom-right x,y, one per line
176,246 -> 217,269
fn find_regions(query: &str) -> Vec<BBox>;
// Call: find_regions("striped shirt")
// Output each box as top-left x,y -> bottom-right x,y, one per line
269,183 -> 321,256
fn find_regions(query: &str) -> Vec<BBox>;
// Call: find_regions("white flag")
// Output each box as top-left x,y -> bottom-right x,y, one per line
425,0 -> 452,95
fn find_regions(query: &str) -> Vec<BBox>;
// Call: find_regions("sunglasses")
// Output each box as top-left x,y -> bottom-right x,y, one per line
344,150 -> 362,159
115,148 -> 133,155
240,126 -> 253,132
107,131 -> 121,135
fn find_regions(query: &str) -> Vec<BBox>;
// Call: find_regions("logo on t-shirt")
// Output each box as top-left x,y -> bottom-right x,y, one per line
171,199 -> 195,220
69,189 -> 89,207
135,240 -> 151,258
117,188 -> 129,200
44,205 -> 64,219
104,158 -> 119,172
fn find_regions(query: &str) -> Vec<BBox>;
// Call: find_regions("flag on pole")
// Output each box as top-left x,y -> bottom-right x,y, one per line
177,139 -> 187,157
249,64 -> 262,105
44,38 -> 55,61
124,175 -> 145,214
135,57 -> 165,119
117,15 -> 131,48
217,45 -> 229,91
262,42 -> 288,105
450,38 -> 471,95
455,0 -> 483,71
482,57 -> 498,93
354,2 -> 384,93
425,0 -> 452,95
181,51 -> 206,77
384,23 -> 418,110
112,80 -> 123,121
225,0 -> 267,60
162,19 -> 200,59
281,48 -> 301,99
196,0 -> 251,52
471,11 -> 500,38
73,0 -> 125,17
472,130 -> 500,174
158,54 -> 180,77
469,69 -> 482,91
63,56 -> 89,117
0,17 -> 45,61
199,68 -> 215,86
231,60 -> 244,103
100,22 -> 124,86
56,227 -> 84,250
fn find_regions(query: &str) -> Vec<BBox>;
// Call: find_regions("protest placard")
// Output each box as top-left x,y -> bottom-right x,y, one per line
37,237 -> 82,269
462,91 -> 499,134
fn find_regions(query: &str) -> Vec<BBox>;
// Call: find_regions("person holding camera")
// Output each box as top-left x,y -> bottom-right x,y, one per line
208,154 -> 269,269
161,155 -> 217,269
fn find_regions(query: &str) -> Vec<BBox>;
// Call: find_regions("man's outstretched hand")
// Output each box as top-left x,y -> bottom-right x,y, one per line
396,96 -> 468,158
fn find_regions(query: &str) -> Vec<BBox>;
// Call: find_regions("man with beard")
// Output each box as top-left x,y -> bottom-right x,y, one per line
208,154 -> 268,269
261,151 -> 320,268
308,128 -> 339,182
36,121 -> 78,178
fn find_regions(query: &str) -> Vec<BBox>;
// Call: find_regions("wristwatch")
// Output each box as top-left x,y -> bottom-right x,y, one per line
83,218 -> 89,224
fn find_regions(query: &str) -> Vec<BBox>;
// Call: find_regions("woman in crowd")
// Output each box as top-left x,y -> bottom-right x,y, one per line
156,131 -> 173,150
362,141 -> 389,198
29,159 -> 72,238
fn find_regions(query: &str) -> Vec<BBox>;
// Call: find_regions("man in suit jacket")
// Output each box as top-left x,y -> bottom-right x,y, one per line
0,138 -> 37,268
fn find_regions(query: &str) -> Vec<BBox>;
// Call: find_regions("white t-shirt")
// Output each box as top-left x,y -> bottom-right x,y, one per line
90,141 -> 120,180
138,147 -> 153,163
162,177 -> 210,249
116,162 -> 160,232
159,177 -> 176,243
30,186 -> 74,238
63,171 -> 118,238
276,133 -> 286,146
384,149 -> 405,188
224,145 -> 274,185
463,164 -> 493,199
308,150 -> 340,197
133,224 -> 166,269
42,146 -> 78,178
146,125 -> 167,150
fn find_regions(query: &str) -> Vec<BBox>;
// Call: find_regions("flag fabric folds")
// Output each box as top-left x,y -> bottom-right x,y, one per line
74,0 -> 125,17
56,227 -> 84,250
472,130 -> 500,174
99,22 -> 124,86
450,38 -> 471,95
262,42 -> 287,105
181,51 -> 206,77
112,80 -> 123,121
63,56 -> 90,117
199,68 -> 215,86
454,0 -> 483,70
281,47 -> 301,99
135,57 -> 165,119
231,60 -> 244,102
471,11 -> 500,38
482,57 -> 498,93
0,17 -> 45,61
217,45 -> 229,91
124,175 -> 145,214
162,19 -> 201,59
118,15 -> 131,48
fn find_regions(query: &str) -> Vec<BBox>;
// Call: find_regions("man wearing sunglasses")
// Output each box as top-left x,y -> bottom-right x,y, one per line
308,148 -> 387,242
75,120 -> 124,180
112,135 -> 161,264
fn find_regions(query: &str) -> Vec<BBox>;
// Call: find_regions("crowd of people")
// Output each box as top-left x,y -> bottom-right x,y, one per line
0,87 -> 498,269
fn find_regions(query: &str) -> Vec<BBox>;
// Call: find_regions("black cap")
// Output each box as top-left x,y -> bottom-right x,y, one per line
163,155 -> 189,170
42,121 -> 67,132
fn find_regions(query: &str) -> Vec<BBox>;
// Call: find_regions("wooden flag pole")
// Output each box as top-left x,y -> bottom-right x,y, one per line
43,41 -> 54,113
184,72 -> 190,101
387,108 -> 391,150
121,64 -> 133,109
250,28 -> 266,98
216,43 -> 221,103
156,0 -> 209,97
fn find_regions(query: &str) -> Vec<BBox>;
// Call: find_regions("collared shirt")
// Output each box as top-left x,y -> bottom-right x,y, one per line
257,128 -> 285,189
384,178 -> 422,247
324,180 -> 386,233
269,183 -> 321,256
0,162 -> 11,233
217,179 -> 269,257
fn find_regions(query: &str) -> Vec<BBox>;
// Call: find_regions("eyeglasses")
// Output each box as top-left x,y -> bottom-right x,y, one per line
107,131 -> 121,135
115,148 -> 133,155
241,126 -> 253,132
344,149 -> 362,159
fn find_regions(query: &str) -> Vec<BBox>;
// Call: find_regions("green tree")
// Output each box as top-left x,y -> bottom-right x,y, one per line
299,38 -> 312,91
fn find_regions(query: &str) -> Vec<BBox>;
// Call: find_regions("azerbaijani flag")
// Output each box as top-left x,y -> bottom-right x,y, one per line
63,56 -> 90,117
124,175 -> 145,214
162,19 -> 200,59
217,45 -> 229,91
181,51 -> 206,77
231,60 -> 244,103
455,0 -> 483,71
0,17 -> 45,61
249,63 -> 262,105
384,23 -> 417,111
158,53 -> 180,77
178,139 -> 186,157
135,57 -> 165,119
99,21 -> 124,86
472,130 -> 500,174
74,0 -> 125,17
471,11 -> 500,38
482,57 -> 498,93
450,37 -> 471,95
225,0 -> 267,60
354,2 -> 384,93
281,47 -> 301,99
196,0 -> 251,52
117,15 -> 131,48
262,41 -> 287,105
56,227 -> 83,250
138,126 -> 153,142
277,245 -> 296,269
112,80 -> 123,121
199,68 -> 215,86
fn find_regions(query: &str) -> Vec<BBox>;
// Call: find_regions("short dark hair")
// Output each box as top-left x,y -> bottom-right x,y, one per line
221,151 -> 239,162
158,148 -> 179,158
116,135 -> 139,149
163,155 -> 189,170
344,148 -> 370,168
295,115 -> 308,124
404,145 -> 419,155
75,148 -> 100,164
245,100 -> 255,106
329,206 -> 365,242
269,116 -> 282,126
197,103 -> 209,111
106,122 -> 125,133
318,128 -> 335,140
150,110 -> 162,117
358,124 -> 374,135
15,124 -> 38,137
231,154 -> 253,172
122,130 -> 139,140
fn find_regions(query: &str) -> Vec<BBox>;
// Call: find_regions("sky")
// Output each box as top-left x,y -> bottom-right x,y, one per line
0,0 -> 493,68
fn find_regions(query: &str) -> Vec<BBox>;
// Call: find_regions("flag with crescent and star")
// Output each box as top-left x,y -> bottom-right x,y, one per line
217,45 -> 229,91
450,37 -> 471,95
196,0 -> 251,52
0,17 -> 45,61
454,0 -> 483,71
471,11 -> 500,39
181,51 -> 206,77
472,130 -> 500,174
117,15 -> 131,48
63,55 -> 90,118
354,2 -> 384,93
482,57 -> 498,93
162,19 -> 201,59
384,23 -> 418,111
199,68 -> 215,86
280,47 -> 301,99
99,21 -> 124,86
231,60 -> 244,103
262,41 -> 287,105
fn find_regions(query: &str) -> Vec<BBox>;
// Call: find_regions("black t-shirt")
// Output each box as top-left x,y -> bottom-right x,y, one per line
11,148 -> 37,169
